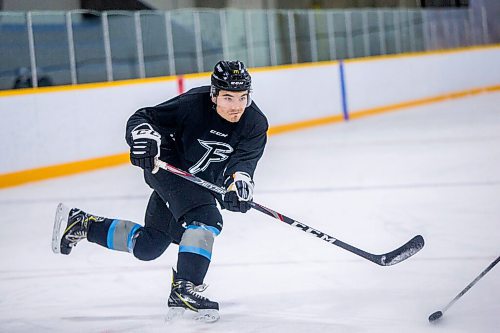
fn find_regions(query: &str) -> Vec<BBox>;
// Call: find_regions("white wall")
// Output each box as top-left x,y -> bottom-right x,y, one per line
251,65 -> 343,125
0,46 -> 499,175
0,80 -> 178,174
345,47 -> 500,113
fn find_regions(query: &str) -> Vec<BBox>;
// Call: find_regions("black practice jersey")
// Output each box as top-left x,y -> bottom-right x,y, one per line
126,86 -> 268,187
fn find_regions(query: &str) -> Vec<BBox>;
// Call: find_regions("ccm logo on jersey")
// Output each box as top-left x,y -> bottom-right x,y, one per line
189,140 -> 233,174
210,130 -> 228,137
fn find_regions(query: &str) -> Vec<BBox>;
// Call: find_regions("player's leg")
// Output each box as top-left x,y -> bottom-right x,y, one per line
144,169 -> 223,284
52,191 -> 173,258
166,204 -> 222,321
144,169 -> 222,322
132,191 -> 173,261
176,204 -> 222,285
52,203 -> 142,255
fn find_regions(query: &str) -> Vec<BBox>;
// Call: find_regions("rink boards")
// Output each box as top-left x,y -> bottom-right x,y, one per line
0,45 -> 499,187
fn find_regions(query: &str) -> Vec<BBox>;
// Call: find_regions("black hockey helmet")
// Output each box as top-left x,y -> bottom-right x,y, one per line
211,60 -> 251,95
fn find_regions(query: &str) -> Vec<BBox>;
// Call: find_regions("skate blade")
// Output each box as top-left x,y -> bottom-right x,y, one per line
51,203 -> 70,254
165,307 -> 219,323
165,307 -> 185,322
193,309 -> 219,323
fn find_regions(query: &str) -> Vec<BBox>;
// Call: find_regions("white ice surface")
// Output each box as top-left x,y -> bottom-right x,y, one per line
1,93 -> 499,333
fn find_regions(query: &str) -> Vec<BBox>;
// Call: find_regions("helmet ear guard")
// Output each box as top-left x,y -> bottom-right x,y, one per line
210,85 -> 218,98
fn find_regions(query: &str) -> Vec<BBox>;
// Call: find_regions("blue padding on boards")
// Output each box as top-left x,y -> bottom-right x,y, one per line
339,60 -> 349,121
179,245 -> 212,260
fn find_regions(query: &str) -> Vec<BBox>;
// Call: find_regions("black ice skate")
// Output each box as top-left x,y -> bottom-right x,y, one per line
52,203 -> 98,255
166,269 -> 220,323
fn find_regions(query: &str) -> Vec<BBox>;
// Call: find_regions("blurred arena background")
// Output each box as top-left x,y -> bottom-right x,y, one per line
0,0 -> 498,90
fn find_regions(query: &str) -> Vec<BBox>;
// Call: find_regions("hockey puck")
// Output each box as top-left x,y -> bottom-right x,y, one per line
428,311 -> 443,322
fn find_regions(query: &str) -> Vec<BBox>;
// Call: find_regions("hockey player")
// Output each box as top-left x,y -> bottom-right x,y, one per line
52,60 -> 268,322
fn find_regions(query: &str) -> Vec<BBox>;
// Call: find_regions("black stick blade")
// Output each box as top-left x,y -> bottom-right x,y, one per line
428,311 -> 443,322
379,235 -> 425,266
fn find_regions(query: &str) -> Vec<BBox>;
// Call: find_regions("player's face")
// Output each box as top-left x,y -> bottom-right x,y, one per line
213,90 -> 249,123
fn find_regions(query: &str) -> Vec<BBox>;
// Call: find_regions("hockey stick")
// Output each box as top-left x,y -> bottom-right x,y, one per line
153,160 -> 424,266
429,255 -> 500,322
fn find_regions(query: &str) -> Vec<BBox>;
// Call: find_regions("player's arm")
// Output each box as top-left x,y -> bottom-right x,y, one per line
125,97 -> 182,171
222,118 -> 268,213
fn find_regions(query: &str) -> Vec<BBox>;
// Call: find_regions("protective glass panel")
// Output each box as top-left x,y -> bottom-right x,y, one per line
31,12 -> 70,87
225,10 -> 248,65
0,12 -> 30,90
294,11 -> 312,63
428,10 -> 446,50
71,12 -> 107,84
271,11 -> 292,65
314,12 -> 330,62
398,10 -> 412,53
454,10 -> 469,47
170,10 -> 197,75
367,10 -> 382,56
440,11 -> 454,49
409,10 -> 425,52
247,11 -> 271,67
0,8 -> 484,90
350,10 -> 365,58
446,10 -> 468,48
383,11 -> 397,54
107,12 -> 139,80
331,11 -> 348,60
466,8 -> 483,45
140,12 -> 170,78
199,10 -> 223,73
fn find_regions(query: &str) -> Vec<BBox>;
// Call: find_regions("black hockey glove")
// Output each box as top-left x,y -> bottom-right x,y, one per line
129,123 -> 161,171
222,172 -> 254,213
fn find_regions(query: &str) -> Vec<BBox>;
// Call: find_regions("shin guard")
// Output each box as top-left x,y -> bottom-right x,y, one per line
177,223 -> 220,284
88,218 -> 141,253
179,223 -> 219,260
107,219 -> 142,253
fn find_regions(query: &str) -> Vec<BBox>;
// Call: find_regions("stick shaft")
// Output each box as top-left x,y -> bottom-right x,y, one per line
154,159 -> 423,266
442,256 -> 500,313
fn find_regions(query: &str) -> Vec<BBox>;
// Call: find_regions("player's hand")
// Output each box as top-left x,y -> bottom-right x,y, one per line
129,123 -> 161,171
222,172 -> 254,213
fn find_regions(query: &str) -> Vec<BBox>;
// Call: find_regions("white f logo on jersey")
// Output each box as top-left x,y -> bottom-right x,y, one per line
189,140 -> 234,174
